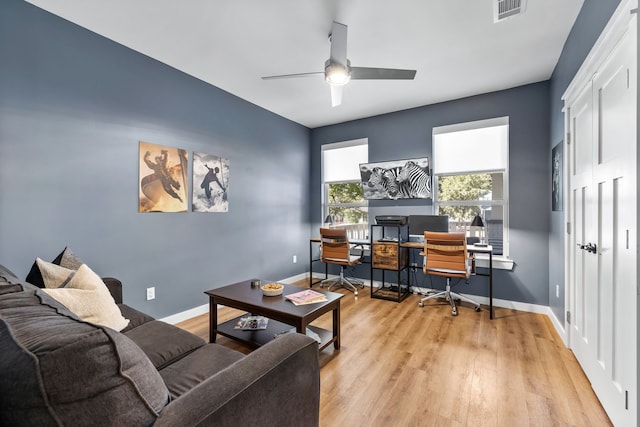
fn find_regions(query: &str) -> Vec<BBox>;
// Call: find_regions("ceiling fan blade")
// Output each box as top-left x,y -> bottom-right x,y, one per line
350,67 -> 416,80
330,21 -> 348,66
261,71 -> 323,80
330,85 -> 343,107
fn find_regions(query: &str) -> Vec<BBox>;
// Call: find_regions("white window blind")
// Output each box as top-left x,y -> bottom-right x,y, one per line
322,139 -> 368,182
433,117 -> 508,174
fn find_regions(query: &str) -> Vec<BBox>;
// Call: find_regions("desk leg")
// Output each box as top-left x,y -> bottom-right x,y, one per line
309,240 -> 328,288
333,303 -> 341,349
489,252 -> 494,320
309,240 -> 313,288
209,298 -> 217,343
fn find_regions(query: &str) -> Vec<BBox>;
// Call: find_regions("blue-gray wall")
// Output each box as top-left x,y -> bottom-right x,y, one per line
310,83 -> 551,305
548,0 -> 621,322
0,0 -> 311,318
0,0 -> 624,318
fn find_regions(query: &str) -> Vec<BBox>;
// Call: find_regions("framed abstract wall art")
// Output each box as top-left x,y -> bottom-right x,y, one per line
138,141 -> 188,212
192,152 -> 229,212
359,157 -> 431,200
552,141 -> 563,211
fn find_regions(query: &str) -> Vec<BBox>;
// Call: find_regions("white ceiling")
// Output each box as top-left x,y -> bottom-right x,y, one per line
26,0 -> 584,128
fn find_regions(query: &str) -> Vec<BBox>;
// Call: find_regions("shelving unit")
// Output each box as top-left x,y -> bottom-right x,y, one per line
370,223 -> 410,302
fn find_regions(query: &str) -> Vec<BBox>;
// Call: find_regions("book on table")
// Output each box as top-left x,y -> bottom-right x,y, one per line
234,316 -> 269,330
285,289 -> 327,306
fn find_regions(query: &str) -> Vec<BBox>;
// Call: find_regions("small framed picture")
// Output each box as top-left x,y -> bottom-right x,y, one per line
552,141 -> 563,212
139,141 -> 188,213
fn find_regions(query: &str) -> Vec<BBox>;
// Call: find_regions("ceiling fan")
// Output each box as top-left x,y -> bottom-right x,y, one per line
261,21 -> 417,107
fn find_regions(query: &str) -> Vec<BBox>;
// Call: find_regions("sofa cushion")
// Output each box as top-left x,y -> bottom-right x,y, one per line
125,320 -> 206,369
119,303 -> 155,332
0,289 -> 170,426
25,246 -> 84,287
0,264 -> 23,295
159,344 -> 245,399
39,262 -> 130,331
0,263 -> 38,295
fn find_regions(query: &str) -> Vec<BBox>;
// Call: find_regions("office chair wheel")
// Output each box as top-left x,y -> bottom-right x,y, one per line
418,302 -> 424,308
474,306 -> 481,312
354,290 -> 358,296
451,309 -> 458,316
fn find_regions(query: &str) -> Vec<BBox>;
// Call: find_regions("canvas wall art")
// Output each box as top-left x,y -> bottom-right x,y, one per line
192,152 -> 229,212
552,141 -> 563,211
360,157 -> 431,200
138,141 -> 188,213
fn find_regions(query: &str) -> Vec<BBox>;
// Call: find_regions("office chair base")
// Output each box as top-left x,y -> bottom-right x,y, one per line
418,287 -> 481,316
321,272 -> 364,296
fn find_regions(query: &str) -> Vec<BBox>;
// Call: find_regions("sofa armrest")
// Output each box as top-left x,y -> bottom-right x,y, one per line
154,333 -> 320,427
101,277 -> 123,304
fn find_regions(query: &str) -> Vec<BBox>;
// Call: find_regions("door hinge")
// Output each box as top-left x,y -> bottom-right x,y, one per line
566,222 -> 571,234
566,311 -> 571,324
566,132 -> 571,145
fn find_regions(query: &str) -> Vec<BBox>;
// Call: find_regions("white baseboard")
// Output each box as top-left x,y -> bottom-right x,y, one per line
161,273 -> 567,338
410,286 -> 550,314
161,303 -> 208,325
546,307 -> 568,345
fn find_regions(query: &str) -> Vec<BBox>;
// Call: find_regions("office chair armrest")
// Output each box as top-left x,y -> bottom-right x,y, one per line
351,243 -> 365,261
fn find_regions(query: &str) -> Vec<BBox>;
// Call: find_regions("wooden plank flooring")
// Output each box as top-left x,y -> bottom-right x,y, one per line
177,284 -> 612,427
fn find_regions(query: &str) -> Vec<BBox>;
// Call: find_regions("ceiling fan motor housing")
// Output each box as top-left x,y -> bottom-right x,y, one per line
324,59 -> 351,86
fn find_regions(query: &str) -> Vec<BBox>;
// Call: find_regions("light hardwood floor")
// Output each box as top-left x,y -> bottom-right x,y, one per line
177,284 -> 612,427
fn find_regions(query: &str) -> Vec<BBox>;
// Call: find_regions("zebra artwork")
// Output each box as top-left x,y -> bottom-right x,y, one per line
359,157 -> 431,200
365,167 -> 412,199
396,160 -> 431,198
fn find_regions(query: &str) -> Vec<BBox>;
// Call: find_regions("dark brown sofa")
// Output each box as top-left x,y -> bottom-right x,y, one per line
0,264 -> 320,426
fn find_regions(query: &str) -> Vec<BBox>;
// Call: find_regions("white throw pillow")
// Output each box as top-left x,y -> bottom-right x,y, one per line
41,262 -> 130,331
36,258 -> 76,288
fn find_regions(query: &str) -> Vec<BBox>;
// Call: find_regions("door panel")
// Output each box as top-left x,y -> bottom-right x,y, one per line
567,22 -> 636,427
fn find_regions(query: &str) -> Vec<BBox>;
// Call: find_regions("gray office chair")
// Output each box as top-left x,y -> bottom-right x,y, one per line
419,231 -> 481,316
319,227 -> 364,295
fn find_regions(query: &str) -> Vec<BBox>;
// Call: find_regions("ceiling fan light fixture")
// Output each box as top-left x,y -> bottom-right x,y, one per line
324,60 -> 351,86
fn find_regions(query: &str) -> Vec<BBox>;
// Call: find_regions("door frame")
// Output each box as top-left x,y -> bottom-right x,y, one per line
562,1 -> 637,425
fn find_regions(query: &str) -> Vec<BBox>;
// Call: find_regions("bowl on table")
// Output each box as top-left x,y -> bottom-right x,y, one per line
261,283 -> 284,296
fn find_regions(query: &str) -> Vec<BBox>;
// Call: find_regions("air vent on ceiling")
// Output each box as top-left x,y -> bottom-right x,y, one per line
494,0 -> 526,22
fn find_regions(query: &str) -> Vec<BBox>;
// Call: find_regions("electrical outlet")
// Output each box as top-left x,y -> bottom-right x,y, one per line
556,284 -> 559,298
293,255 -> 297,264
146,287 -> 156,301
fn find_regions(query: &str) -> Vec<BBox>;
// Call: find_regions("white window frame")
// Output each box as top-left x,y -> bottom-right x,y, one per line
321,139 -> 368,240
433,117 -> 512,269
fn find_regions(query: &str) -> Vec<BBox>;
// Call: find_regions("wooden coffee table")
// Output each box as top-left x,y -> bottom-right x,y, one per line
205,280 -> 343,351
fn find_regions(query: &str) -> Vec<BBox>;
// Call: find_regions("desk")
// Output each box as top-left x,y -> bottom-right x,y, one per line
401,242 -> 494,319
309,238 -> 495,319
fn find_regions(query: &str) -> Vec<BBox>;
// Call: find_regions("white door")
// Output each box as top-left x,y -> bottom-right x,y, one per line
567,19 -> 636,427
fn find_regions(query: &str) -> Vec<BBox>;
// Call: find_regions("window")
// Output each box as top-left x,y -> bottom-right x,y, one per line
433,118 -> 509,256
322,139 -> 368,240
